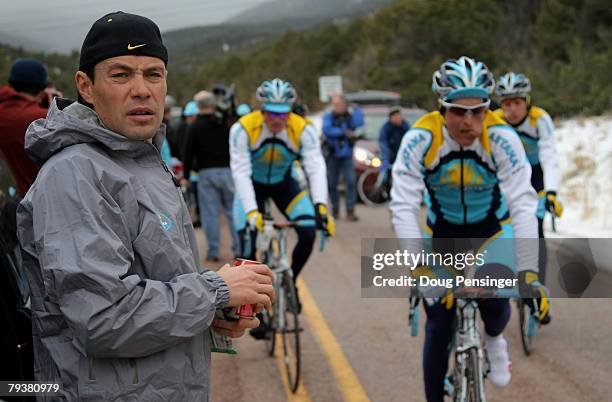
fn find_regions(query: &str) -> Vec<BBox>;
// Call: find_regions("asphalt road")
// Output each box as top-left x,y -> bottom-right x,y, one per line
196,205 -> 612,402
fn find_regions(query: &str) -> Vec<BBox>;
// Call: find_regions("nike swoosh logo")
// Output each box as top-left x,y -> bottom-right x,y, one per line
127,43 -> 146,50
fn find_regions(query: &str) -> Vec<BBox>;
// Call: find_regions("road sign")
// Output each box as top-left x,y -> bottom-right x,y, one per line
319,76 -> 343,103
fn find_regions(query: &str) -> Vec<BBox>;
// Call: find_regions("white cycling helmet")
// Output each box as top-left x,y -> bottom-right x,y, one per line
256,78 -> 297,113
495,72 -> 531,100
432,56 -> 495,101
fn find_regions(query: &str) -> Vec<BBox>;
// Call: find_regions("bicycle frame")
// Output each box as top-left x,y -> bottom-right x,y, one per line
445,298 -> 487,402
255,216 -> 302,392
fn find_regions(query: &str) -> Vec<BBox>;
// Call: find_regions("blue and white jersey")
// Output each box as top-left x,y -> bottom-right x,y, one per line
494,106 -> 560,192
229,111 -> 327,214
390,110 -> 538,272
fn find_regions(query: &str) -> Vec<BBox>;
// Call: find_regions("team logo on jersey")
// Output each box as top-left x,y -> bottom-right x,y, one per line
489,132 -> 519,167
156,212 -> 174,232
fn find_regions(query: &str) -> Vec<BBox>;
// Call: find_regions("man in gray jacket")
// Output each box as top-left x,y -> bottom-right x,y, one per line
17,11 -> 274,401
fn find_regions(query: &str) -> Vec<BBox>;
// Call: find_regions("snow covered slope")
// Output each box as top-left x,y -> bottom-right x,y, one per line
549,114 -> 612,237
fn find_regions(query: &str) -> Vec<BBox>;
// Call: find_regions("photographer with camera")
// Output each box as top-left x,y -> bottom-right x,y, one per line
183,90 -> 239,261
212,83 -> 238,127
322,93 -> 365,221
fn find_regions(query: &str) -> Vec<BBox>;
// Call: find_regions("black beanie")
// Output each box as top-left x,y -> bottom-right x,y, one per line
79,11 -> 168,71
9,59 -> 48,88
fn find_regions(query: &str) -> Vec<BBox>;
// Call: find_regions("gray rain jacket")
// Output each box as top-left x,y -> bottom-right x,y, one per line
17,99 -> 230,401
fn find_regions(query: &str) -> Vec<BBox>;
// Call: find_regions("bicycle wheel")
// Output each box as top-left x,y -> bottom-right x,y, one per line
281,272 -> 301,393
357,168 -> 389,207
261,240 -> 279,357
518,299 -> 536,356
263,309 -> 276,357
465,348 -> 485,402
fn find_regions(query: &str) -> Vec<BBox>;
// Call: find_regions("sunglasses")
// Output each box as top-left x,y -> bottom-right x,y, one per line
265,111 -> 289,119
440,99 -> 490,118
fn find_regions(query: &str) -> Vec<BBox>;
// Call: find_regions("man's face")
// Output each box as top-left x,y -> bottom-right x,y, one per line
443,98 -> 488,147
501,97 -> 528,125
390,112 -> 403,126
76,55 -> 167,141
263,111 -> 289,133
331,96 -> 347,114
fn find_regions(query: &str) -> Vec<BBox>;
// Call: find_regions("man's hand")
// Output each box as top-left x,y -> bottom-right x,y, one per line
247,210 -> 264,232
217,263 -> 275,310
519,270 -> 550,321
213,317 -> 261,338
545,191 -> 563,217
344,129 -> 355,139
315,203 -> 336,236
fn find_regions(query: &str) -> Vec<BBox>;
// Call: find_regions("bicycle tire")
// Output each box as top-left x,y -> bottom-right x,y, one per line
518,299 -> 536,356
409,306 -> 420,337
466,348 -> 485,402
281,272 -> 301,393
263,309 -> 276,357
357,168 -> 389,207
261,239 -> 279,357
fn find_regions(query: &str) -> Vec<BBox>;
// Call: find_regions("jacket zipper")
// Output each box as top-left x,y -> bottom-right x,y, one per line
148,142 -> 180,187
148,143 -> 190,249
266,134 -> 277,185
460,147 -> 467,224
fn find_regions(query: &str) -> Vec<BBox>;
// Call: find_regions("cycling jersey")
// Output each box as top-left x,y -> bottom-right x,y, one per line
229,110 -> 327,214
493,106 -> 559,192
390,110 -> 538,272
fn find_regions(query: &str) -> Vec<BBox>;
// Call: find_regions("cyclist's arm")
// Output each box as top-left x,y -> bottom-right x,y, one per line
322,112 -> 345,139
536,112 -> 560,192
491,126 -> 539,272
300,124 -> 328,205
390,129 -> 429,239
229,123 -> 258,213
379,124 -> 392,170
17,158 -> 230,359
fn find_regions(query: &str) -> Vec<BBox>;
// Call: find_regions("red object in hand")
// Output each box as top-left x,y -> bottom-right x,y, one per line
231,259 -> 261,319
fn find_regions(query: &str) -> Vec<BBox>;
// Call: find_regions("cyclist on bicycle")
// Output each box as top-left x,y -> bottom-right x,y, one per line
230,78 -> 335,320
494,72 -> 562,295
390,57 -> 549,402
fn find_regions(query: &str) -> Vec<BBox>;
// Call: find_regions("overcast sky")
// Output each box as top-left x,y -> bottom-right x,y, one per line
0,0 -> 268,53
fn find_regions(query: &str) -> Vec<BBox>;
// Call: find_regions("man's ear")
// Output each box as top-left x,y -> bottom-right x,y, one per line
75,71 -> 94,105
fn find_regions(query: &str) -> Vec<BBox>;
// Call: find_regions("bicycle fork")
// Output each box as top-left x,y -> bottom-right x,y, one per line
446,300 -> 487,402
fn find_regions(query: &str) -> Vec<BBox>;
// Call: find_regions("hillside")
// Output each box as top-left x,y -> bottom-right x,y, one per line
1,0 -> 610,117
177,0 -> 611,116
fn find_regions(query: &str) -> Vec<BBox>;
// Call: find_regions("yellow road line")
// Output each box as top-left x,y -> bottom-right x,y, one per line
274,327 -> 312,401
298,277 -> 371,402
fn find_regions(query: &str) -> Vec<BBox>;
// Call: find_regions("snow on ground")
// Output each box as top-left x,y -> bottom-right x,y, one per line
552,114 -> 612,238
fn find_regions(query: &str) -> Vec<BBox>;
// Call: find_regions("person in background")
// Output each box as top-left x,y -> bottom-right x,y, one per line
378,105 -> 410,187
0,59 -> 50,198
322,93 -> 364,221
494,73 -> 561,304
184,90 -> 238,261
236,103 -> 251,117
163,94 -> 181,157
177,100 -> 198,161
230,78 -> 334,332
